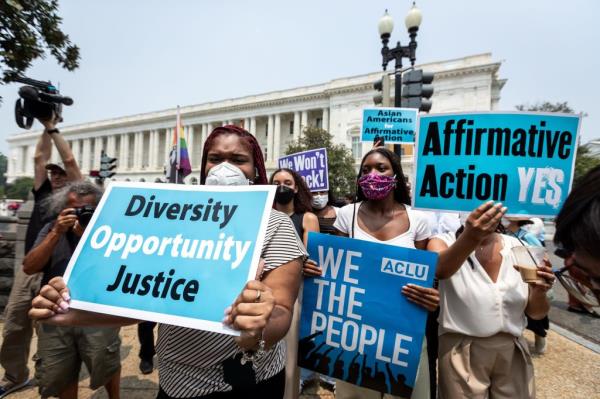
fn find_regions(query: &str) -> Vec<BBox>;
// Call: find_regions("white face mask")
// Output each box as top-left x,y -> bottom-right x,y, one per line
205,162 -> 251,186
312,194 -> 328,210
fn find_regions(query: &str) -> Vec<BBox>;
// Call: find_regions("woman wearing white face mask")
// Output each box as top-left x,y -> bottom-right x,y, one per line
311,191 -> 339,236
29,125 -> 307,399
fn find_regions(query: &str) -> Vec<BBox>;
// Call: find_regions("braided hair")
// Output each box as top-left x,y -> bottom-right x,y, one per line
199,125 -> 268,185
269,168 -> 313,213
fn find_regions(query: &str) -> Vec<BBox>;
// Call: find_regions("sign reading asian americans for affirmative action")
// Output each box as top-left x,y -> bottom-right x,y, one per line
278,148 -> 329,192
298,233 -> 438,396
413,112 -> 580,217
361,107 -> 417,144
63,182 -> 275,335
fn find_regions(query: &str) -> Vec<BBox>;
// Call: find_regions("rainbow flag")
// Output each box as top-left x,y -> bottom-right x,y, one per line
167,106 -> 192,183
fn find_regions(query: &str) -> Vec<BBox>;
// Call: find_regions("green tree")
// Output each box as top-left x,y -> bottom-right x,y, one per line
515,101 -> 598,184
0,0 -> 79,86
285,127 -> 357,198
5,177 -> 33,201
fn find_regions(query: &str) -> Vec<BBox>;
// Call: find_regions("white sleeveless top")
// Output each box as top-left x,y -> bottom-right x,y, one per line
435,233 -> 529,338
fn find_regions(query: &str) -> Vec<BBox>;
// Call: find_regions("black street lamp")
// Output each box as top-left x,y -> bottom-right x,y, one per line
377,3 -> 422,155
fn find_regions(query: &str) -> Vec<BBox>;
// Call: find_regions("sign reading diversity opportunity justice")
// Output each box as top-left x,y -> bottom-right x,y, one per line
298,233 -> 438,396
413,112 -> 581,217
63,182 -> 275,335
361,107 -> 417,144
278,148 -> 329,192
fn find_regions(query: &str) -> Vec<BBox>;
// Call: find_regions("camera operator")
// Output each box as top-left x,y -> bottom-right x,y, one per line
22,181 -> 121,399
0,112 -> 83,396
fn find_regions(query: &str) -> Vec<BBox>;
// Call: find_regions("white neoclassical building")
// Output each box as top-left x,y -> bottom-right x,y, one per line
6,53 -> 505,183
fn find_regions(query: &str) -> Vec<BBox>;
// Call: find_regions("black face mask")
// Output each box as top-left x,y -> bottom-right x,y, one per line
275,185 -> 295,204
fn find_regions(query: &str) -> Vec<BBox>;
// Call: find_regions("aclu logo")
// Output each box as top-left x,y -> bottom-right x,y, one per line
380,257 -> 429,281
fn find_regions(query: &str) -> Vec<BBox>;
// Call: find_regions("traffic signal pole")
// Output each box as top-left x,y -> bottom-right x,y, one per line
393,69 -> 403,157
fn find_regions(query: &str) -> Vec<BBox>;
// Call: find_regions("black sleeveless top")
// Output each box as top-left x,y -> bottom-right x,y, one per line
318,216 -> 337,235
290,212 -> 304,239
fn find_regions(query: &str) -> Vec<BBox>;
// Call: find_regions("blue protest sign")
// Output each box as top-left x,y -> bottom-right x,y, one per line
63,182 -> 275,335
361,107 -> 418,144
278,148 -> 329,192
298,233 -> 438,396
413,112 -> 581,217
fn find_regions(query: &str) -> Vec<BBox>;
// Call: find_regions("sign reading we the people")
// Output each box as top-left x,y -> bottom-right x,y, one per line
413,112 -> 581,217
63,182 -> 275,335
361,107 -> 418,144
298,233 -> 438,397
278,148 -> 329,192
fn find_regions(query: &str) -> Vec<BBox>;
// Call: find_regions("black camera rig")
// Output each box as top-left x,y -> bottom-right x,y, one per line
14,76 -> 73,129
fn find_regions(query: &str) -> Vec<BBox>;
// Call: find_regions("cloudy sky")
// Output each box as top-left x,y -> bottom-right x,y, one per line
1,0 -> 598,154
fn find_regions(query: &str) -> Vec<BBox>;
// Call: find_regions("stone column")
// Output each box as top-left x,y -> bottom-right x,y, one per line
322,108 -> 329,131
163,128 -> 172,163
151,130 -> 159,169
273,114 -> 281,161
301,110 -> 308,136
82,138 -> 91,173
94,137 -> 103,170
293,111 -> 300,142
267,115 -> 274,162
71,140 -> 81,168
244,118 -> 250,130
186,125 -> 195,167
200,124 -> 208,158
119,133 -> 129,171
249,117 -> 257,136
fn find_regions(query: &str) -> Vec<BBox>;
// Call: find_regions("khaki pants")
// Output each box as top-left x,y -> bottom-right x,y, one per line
0,268 -> 41,384
438,333 -> 535,399
335,341 -> 430,399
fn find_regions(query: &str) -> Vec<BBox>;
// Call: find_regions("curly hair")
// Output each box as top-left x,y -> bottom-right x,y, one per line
43,180 -> 104,219
356,147 -> 411,205
269,168 -> 313,214
199,125 -> 268,185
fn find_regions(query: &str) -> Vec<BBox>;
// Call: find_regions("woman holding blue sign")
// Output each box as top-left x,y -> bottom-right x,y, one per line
427,201 -> 554,398
29,125 -> 307,399
333,147 -> 439,399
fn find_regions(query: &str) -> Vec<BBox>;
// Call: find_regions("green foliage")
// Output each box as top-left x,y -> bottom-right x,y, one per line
5,177 -> 33,201
285,127 -> 357,198
0,153 -> 6,187
515,101 -> 596,184
0,0 -> 79,84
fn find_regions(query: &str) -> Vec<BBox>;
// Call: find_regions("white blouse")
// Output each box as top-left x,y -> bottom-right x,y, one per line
435,233 -> 529,338
333,202 -> 431,248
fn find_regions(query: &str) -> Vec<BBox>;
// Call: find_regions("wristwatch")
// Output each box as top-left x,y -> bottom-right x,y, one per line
46,128 -> 60,135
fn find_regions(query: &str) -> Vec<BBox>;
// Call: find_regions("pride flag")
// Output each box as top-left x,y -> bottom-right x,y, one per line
167,106 -> 192,183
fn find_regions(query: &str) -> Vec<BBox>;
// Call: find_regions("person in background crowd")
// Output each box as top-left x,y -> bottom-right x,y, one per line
310,190 -> 338,236
0,113 -> 82,397
554,165 -> 600,313
23,181 -> 121,399
342,193 -> 354,206
269,168 -> 321,396
29,125 -> 306,399
333,147 -> 439,399
524,217 -> 546,246
503,217 -> 549,353
428,201 -> 553,399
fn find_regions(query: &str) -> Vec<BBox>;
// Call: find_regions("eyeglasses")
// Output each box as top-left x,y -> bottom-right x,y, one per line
554,244 -> 600,308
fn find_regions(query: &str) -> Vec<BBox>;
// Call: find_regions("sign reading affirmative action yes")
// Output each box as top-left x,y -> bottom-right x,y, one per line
63,182 -> 275,335
413,112 -> 580,216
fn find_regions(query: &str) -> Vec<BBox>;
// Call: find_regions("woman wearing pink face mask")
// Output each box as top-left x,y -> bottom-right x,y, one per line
333,147 -> 438,399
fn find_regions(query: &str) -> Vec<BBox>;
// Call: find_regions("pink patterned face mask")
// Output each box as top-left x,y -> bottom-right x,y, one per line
358,173 -> 396,200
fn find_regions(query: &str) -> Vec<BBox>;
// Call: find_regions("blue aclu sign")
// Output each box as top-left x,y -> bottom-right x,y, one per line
361,107 -> 417,144
278,148 -> 329,192
63,182 -> 275,335
298,233 -> 438,396
413,112 -> 581,217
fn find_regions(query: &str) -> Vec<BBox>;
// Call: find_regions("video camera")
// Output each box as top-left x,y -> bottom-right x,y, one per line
14,76 -> 73,129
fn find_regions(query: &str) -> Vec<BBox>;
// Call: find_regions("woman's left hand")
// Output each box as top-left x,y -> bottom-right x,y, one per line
530,259 -> 555,293
224,280 -> 275,350
402,284 -> 439,312
303,259 -> 323,277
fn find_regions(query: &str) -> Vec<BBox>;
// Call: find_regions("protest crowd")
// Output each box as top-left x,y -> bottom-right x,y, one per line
0,107 -> 598,399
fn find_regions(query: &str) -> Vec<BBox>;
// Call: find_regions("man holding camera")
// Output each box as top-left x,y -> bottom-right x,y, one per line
0,114 -> 82,397
22,181 -> 121,399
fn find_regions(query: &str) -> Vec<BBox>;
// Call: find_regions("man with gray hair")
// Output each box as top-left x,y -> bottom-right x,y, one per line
22,181 -> 121,399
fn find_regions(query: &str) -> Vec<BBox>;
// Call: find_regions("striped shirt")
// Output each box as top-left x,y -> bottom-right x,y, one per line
157,209 -> 307,397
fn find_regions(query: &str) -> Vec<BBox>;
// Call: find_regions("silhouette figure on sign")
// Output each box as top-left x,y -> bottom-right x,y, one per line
303,342 -> 326,370
346,352 -> 362,384
386,362 -> 412,398
332,350 -> 346,379
314,346 -> 335,375
298,331 -> 323,359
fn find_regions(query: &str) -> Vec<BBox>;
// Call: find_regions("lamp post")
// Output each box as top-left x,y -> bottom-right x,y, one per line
377,3 -> 423,155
